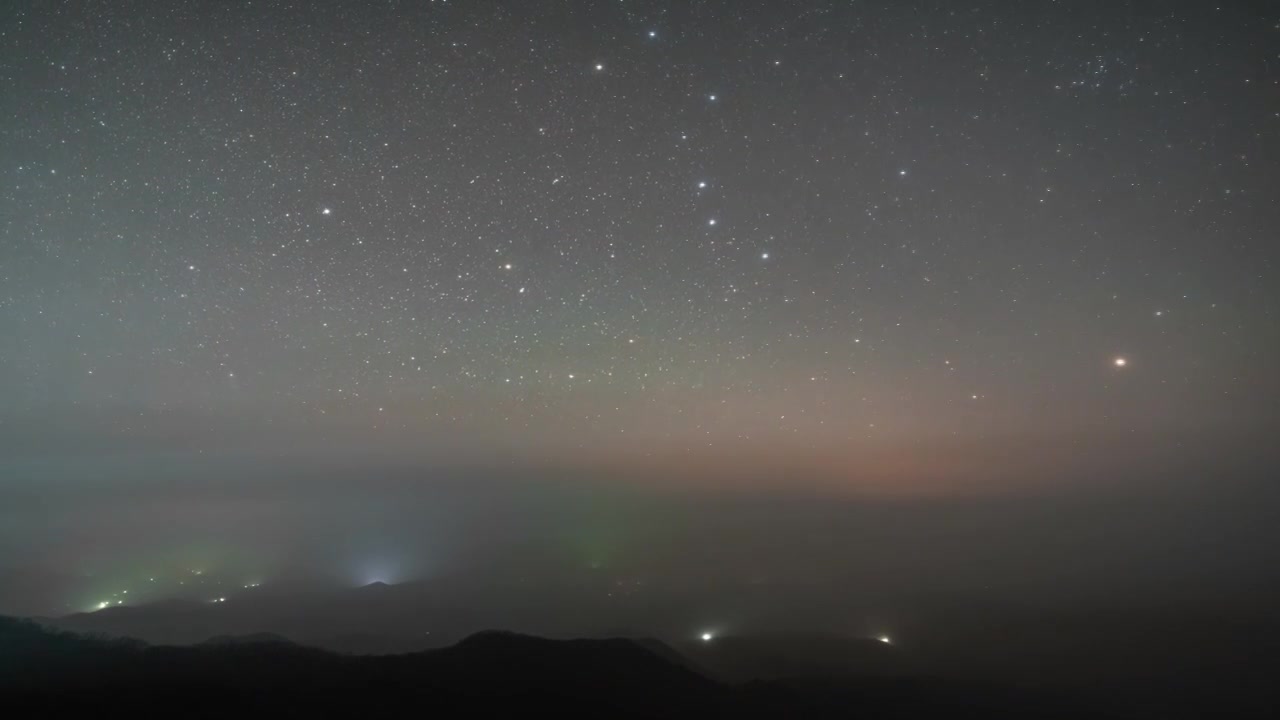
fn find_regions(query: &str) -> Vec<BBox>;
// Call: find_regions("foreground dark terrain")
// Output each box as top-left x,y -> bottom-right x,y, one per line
3,615 -> 1276,718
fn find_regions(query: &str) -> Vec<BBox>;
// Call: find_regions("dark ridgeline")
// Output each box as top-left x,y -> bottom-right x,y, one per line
7,616 -> 1278,718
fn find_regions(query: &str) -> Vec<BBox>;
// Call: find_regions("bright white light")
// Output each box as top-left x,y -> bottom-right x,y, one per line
594,63 -> 604,71
708,218 -> 717,226
761,252 -> 770,260
1114,357 -> 1127,367
878,635 -> 891,644
322,207 -> 331,215
354,556 -> 408,587
97,602 -> 109,610
700,632 -> 714,642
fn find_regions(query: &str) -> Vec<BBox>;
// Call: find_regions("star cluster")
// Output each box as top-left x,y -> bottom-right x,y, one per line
1,1 -> 1277,483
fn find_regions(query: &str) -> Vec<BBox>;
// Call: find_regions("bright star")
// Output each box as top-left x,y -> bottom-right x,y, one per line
700,632 -> 714,642
594,63 -> 604,71
1114,357 -> 1127,367
708,219 -> 717,226
322,207 -> 331,215
761,252 -> 769,259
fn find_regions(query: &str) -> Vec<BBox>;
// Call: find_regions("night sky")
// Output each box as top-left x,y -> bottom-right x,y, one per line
1,2 -> 1278,620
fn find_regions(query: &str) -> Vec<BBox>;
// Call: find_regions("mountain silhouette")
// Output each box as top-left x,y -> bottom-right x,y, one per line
6,614 -> 1275,718
1,616 -> 745,717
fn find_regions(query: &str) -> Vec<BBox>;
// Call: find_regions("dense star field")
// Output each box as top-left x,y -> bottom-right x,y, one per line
1,2 -> 1278,618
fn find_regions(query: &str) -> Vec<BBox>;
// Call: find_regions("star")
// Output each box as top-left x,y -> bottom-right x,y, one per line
9,0 -> 1269,628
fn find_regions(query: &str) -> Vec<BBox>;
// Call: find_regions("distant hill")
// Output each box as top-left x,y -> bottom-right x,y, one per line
5,614 -> 1275,717
0,615 -> 746,717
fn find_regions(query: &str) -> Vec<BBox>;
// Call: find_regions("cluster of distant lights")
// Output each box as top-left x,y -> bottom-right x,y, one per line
90,586 -> 895,647
89,567 -> 906,649
93,570 -> 905,643
91,570 -> 265,612
94,587 -> 133,609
